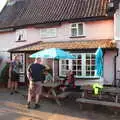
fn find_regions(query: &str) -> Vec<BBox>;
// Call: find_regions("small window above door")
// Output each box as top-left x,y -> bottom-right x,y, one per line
16,29 -> 27,42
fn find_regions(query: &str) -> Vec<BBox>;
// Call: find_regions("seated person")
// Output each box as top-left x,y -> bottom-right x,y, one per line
66,70 -> 75,87
44,69 -> 53,83
60,70 -> 75,91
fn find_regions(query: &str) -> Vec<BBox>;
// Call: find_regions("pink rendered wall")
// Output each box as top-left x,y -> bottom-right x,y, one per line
85,20 -> 114,40
0,19 -> 114,52
104,50 -> 117,85
37,20 -> 114,42
0,19 -> 115,84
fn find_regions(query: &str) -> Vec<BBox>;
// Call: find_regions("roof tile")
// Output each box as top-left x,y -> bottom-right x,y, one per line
0,0 -> 111,29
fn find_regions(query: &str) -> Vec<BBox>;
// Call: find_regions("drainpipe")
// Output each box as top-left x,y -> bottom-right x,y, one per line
114,48 -> 119,87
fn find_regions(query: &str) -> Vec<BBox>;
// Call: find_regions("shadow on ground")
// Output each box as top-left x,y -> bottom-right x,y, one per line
0,89 -> 119,120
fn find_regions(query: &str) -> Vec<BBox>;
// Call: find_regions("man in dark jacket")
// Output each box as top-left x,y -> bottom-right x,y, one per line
27,58 -> 45,109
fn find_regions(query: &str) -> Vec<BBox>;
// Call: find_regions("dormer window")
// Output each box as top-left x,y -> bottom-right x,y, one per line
71,23 -> 85,37
16,29 -> 27,42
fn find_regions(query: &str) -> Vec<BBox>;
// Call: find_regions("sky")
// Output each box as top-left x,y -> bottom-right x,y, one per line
0,0 -> 7,12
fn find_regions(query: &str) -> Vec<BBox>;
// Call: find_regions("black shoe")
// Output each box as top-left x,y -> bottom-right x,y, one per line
27,102 -> 31,109
34,104 -> 40,109
10,92 -> 13,95
14,90 -> 19,93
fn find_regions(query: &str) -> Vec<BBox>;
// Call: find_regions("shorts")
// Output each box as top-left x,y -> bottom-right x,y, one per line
28,81 -> 42,102
11,71 -> 19,82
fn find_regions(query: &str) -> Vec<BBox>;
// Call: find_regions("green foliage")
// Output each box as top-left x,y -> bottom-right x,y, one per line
0,63 -> 9,83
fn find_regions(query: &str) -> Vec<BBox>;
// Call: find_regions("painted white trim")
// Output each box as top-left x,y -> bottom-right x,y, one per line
82,53 -> 86,76
70,22 -> 86,37
16,29 -> 27,41
59,53 -> 97,78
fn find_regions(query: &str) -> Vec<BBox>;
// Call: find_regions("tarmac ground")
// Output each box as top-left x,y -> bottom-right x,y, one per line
0,89 -> 119,120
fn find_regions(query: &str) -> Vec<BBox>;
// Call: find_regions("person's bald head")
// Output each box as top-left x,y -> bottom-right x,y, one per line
34,58 -> 42,64
13,55 -> 20,61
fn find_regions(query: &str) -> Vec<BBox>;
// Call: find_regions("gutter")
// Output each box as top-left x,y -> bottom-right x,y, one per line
114,48 -> 119,87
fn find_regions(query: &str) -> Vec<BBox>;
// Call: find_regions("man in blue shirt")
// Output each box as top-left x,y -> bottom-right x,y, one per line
27,58 -> 45,109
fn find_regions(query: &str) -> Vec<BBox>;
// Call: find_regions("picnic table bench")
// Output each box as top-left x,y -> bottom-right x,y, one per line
42,81 -> 71,105
76,98 -> 120,109
76,86 -> 120,110
79,86 -> 120,103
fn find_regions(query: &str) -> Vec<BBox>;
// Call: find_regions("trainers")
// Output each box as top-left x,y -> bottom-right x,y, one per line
34,104 -> 40,109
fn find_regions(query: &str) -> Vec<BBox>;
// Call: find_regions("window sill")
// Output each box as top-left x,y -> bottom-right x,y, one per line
16,40 -> 26,42
70,36 -> 86,38
59,75 -> 99,79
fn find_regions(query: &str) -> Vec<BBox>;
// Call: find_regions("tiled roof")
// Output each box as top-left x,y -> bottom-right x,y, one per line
0,0 -> 112,29
8,39 -> 116,52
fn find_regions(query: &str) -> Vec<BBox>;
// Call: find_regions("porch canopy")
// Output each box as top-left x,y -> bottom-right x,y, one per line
8,39 -> 116,52
8,39 -> 116,85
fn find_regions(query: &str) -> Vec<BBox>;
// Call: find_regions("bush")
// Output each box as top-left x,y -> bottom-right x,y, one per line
0,63 -> 9,83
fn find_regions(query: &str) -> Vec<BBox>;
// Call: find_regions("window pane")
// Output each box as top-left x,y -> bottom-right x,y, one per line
66,65 -> 69,70
61,65 -> 66,69
91,54 -> 95,59
61,60 -> 65,64
66,60 -> 69,64
86,66 -> 90,70
78,55 -> 81,59
73,71 -> 76,75
91,59 -> 95,64
61,71 -> 66,76
77,71 -> 82,76
86,60 -> 90,65
91,66 -> 95,70
86,54 -> 90,59
77,60 -> 81,64
77,65 -> 81,70
72,24 -> 76,27
78,24 -> 83,35
72,66 -> 76,70
91,71 -> 95,76
71,28 -> 77,36
86,71 -> 90,76
72,60 -> 76,64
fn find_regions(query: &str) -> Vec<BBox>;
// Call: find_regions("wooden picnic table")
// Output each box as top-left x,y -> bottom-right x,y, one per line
80,86 -> 120,103
76,86 -> 120,110
102,87 -> 120,103
41,81 -> 63,105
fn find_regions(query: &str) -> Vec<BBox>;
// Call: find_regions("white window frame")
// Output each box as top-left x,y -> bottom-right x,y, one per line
71,23 -> 85,37
16,29 -> 27,41
59,53 -> 99,78
40,28 -> 57,38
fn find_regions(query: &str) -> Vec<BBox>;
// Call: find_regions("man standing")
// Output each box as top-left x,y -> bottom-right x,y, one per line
9,55 -> 22,95
27,58 -> 45,109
